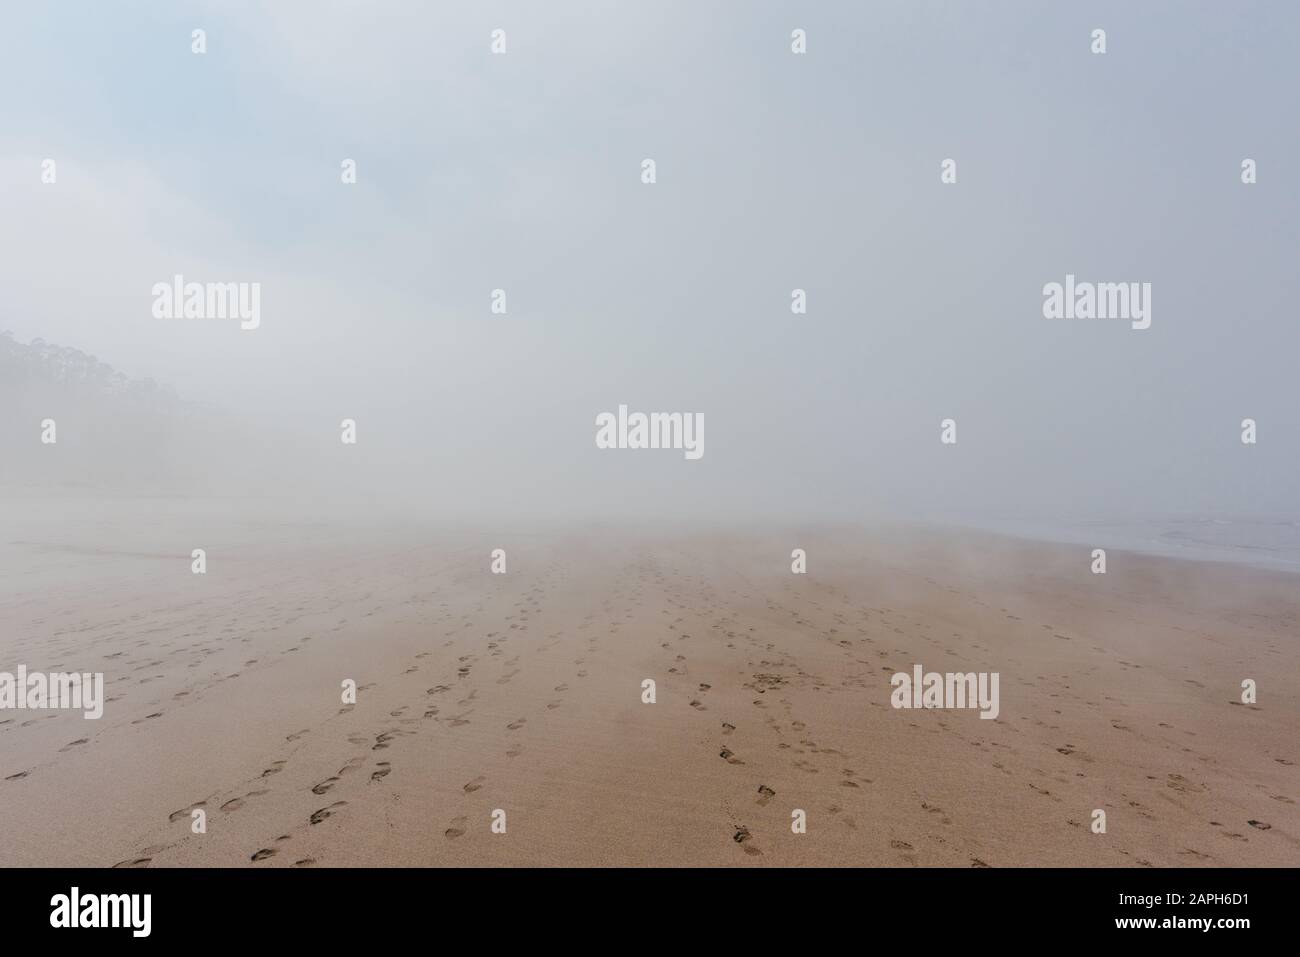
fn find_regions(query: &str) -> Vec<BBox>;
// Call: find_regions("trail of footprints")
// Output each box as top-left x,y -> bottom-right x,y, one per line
125,569 -> 576,864
649,560 -> 1014,862
89,551 -> 1295,866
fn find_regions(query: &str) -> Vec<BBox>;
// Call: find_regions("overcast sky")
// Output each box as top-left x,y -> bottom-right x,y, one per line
2,1 -> 1297,522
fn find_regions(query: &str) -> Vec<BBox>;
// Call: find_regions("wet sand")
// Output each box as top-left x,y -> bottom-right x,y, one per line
1,507 -> 1297,867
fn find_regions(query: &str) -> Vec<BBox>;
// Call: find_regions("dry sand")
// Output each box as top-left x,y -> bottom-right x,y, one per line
1,505 -> 1297,867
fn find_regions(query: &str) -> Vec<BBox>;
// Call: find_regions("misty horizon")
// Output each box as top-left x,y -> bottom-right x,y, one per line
3,1 -> 1298,526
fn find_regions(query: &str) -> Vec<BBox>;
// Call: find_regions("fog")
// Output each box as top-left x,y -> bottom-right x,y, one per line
2,1 -> 1297,525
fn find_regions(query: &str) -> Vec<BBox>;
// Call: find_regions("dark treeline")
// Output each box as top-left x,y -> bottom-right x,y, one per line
0,331 -> 328,498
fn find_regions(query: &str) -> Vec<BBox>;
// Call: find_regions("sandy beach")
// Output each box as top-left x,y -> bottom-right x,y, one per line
1,504 -> 1295,868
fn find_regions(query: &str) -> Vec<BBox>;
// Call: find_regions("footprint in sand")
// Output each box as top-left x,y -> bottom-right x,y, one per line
1167,773 -> 1205,793
732,826 -> 761,856
371,762 -> 391,783
463,775 -> 485,793
309,801 -> 347,825
168,802 -> 205,823
445,815 -> 468,839
250,848 -> 277,861
507,718 -> 527,731
59,738 -> 89,752
311,776 -> 339,795
112,858 -> 152,868
756,785 -> 776,807
719,748 -> 744,765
